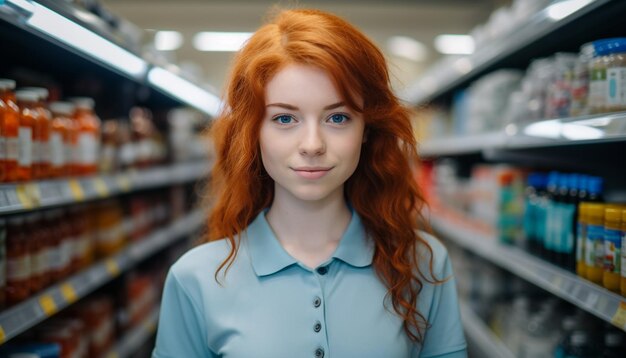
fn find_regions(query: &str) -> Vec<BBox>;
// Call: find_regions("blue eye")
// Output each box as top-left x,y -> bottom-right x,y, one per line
329,113 -> 349,124
274,115 -> 294,124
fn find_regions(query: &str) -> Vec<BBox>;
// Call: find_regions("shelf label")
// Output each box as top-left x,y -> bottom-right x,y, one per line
61,283 -> 77,303
0,325 -> 5,344
26,183 -> 41,206
611,301 -> 626,330
39,295 -> 57,316
94,178 -> 109,197
16,184 -> 34,209
0,189 -> 10,208
117,175 -> 131,192
106,259 -> 120,276
68,179 -> 85,201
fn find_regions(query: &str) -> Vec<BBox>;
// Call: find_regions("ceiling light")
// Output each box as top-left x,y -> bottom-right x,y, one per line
155,31 -> 183,51
193,32 -> 253,52
546,0 -> 594,21
387,36 -> 428,62
434,35 -> 475,55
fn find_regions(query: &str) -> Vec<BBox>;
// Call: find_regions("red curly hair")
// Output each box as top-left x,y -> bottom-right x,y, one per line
206,8 -> 439,343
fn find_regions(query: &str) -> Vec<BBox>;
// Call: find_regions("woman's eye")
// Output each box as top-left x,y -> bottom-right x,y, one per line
328,113 -> 349,124
274,115 -> 294,124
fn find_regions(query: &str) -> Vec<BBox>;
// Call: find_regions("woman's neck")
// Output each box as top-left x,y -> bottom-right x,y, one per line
265,186 -> 352,268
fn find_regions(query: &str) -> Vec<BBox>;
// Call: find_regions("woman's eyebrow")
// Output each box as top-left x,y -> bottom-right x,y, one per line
265,101 -> 345,111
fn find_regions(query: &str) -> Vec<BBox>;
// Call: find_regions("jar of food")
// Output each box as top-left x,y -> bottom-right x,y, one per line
6,215 -> 30,305
21,87 -> 52,179
14,90 -> 38,182
603,38 -> 626,112
48,102 -> 74,178
0,79 -> 20,182
570,43 -> 594,117
69,97 -> 101,176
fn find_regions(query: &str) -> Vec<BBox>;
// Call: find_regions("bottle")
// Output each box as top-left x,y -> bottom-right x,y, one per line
602,329 -> 626,357
587,176 -> 604,202
100,120 -> 119,174
603,205 -> 624,292
69,97 -> 101,175
563,174 -> 580,271
22,87 -> 52,180
0,79 -> 20,182
544,172 -> 560,261
585,203 -> 606,284
48,102 -> 73,178
14,90 -> 39,182
498,171 -> 520,245
26,213 -> 44,294
524,174 -> 539,253
576,202 -> 589,277
554,174 -> 570,267
562,330 -> 601,357
6,216 -> 30,305
621,208 -> 626,297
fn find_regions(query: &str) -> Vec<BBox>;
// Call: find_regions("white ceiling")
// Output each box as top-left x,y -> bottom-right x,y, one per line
101,0 -> 508,94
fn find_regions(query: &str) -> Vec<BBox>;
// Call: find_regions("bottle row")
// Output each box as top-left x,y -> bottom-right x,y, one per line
422,161 -> 626,296
0,183 -> 195,309
0,78 -> 208,184
451,245 -> 626,358
414,37 -> 626,139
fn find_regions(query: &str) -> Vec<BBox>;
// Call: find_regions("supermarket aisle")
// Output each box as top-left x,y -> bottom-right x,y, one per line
0,0 -> 625,357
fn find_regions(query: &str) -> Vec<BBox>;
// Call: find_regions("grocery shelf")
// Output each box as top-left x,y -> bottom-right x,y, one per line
106,307 -> 159,358
459,301 -> 515,358
0,161 -> 210,215
0,209 -> 205,345
419,112 -> 626,158
0,0 -> 221,116
401,0 -> 611,105
428,210 -> 626,332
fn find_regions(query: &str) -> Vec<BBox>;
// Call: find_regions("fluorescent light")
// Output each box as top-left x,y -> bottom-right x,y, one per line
193,32 -> 253,52
25,2 -> 147,78
155,31 -> 183,51
434,35 -> 475,55
148,67 -> 222,117
546,0 -> 594,21
387,36 -> 428,62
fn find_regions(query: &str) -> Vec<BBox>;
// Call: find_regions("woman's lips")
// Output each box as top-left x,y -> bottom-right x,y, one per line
292,167 -> 332,179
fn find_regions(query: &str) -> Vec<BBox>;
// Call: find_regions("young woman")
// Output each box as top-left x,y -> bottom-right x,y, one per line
153,8 -> 466,358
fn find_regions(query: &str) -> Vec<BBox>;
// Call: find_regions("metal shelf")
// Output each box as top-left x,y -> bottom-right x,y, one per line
106,307 -> 159,358
401,0 -> 612,105
459,301 -> 516,358
0,209 -> 205,345
0,161 -> 210,216
419,112 -> 626,158
429,211 -> 626,332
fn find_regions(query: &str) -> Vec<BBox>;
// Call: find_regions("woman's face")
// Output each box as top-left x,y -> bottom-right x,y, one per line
260,64 -> 366,204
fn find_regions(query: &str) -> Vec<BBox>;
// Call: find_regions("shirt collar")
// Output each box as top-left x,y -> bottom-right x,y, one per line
244,208 -> 374,277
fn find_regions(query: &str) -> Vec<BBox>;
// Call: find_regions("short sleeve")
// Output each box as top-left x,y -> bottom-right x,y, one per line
152,269 -> 216,358
419,250 -> 467,358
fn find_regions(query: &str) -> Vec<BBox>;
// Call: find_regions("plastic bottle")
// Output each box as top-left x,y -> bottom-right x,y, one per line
589,40 -> 610,114
524,173 -> 540,253
597,38 -> 626,113
544,172 -> 560,261
21,87 -> 52,180
563,174 -> 580,271
585,203 -> 606,283
498,171 -> 521,245
15,90 -> 39,181
0,79 -> 20,182
603,205 -> 624,292
587,176 -> 604,202
621,208 -> 626,297
554,173 -> 570,266
576,202 -> 589,277
48,102 -> 73,178
69,97 -> 101,175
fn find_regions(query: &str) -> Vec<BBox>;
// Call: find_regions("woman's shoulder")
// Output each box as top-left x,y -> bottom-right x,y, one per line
169,238 -> 236,282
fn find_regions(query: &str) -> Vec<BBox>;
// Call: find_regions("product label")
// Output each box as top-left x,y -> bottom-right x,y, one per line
61,238 -> 72,269
7,255 -> 31,281
586,224 -> 604,267
621,231 -> 626,278
64,143 -> 74,167
32,140 -> 41,164
6,137 -> 18,161
589,68 -> 607,109
32,249 -> 47,276
98,225 -> 123,245
18,127 -> 32,166
50,132 -> 64,167
48,245 -> 62,271
120,143 -> 135,166
0,136 -> 6,160
78,133 -> 98,165
577,222 -> 587,262
605,229 -> 621,274
39,140 -> 50,163
606,67 -> 626,106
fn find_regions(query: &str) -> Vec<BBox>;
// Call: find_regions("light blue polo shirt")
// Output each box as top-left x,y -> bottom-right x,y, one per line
153,209 -> 467,358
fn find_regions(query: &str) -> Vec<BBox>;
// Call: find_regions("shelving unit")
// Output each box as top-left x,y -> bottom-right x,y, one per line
428,211 -> 626,332
0,161 -> 210,215
105,307 -> 159,358
459,301 -> 516,358
0,209 -> 204,344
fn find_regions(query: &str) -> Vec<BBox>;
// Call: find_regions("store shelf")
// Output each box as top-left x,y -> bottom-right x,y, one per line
401,0 -> 611,105
106,307 -> 159,358
0,161 -> 210,215
459,301 -> 515,358
419,112 -> 626,158
0,209 -> 205,345
428,211 -> 626,332
0,0 -> 221,116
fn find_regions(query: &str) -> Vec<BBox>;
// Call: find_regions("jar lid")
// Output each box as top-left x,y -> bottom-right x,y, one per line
0,79 -> 16,90
15,90 -> 39,103
68,96 -> 95,110
593,38 -> 626,56
49,101 -> 76,116
20,87 -> 49,100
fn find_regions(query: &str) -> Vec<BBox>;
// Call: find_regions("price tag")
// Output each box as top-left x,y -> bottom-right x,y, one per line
26,183 -> 41,206
94,178 -> 109,197
16,184 -> 34,209
0,325 -> 5,344
68,179 -> 85,201
0,189 -> 10,208
117,175 -> 131,192
3,187 -> 21,207
61,283 -> 77,303
611,301 -> 626,330
39,295 -> 57,316
106,259 -> 120,276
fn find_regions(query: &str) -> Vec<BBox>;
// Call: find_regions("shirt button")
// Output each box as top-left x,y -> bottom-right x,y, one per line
314,321 -> 322,333
315,348 -> 325,358
313,297 -> 321,308
316,266 -> 328,275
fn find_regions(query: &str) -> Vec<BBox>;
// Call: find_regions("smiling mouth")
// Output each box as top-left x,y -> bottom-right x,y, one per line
292,167 -> 333,179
